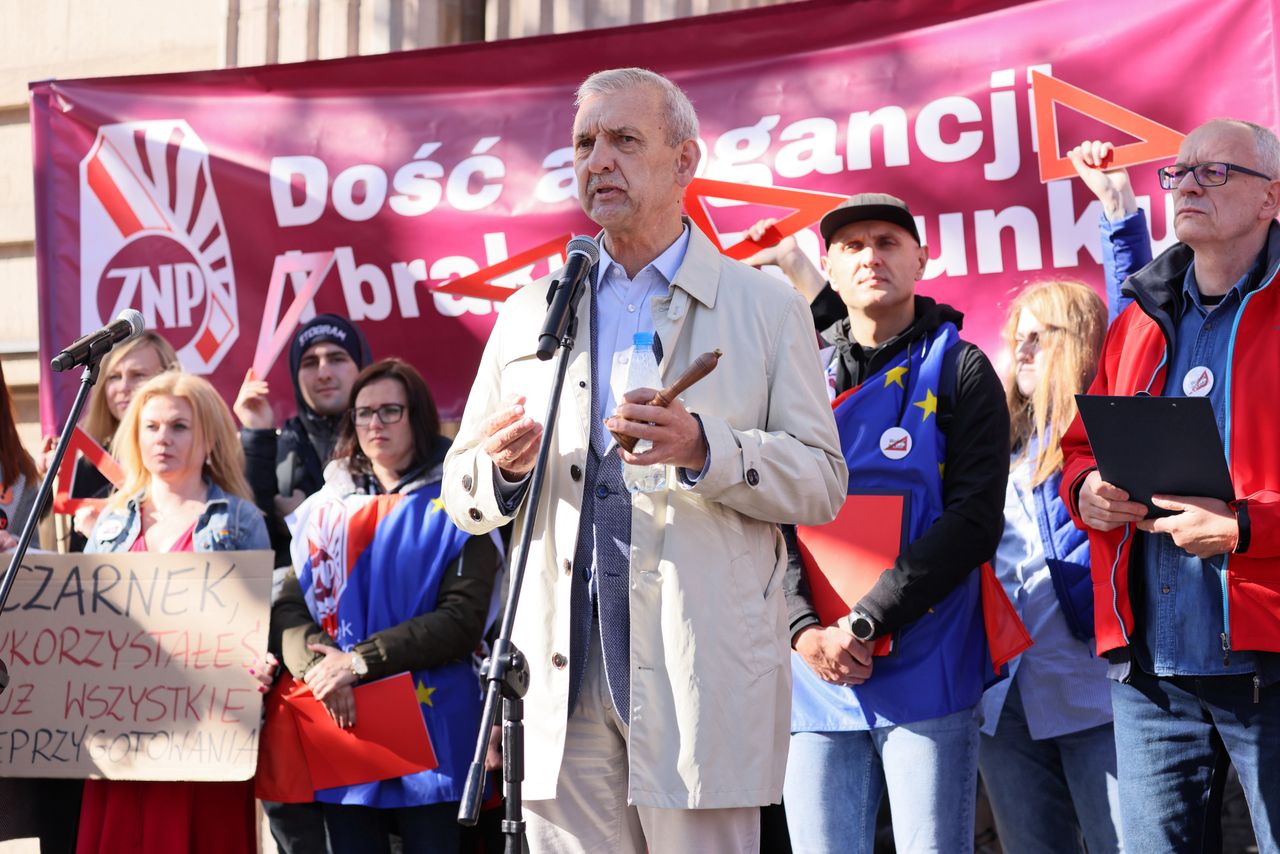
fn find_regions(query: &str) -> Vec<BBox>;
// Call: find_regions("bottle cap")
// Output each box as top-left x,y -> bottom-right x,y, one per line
632,331 -> 654,348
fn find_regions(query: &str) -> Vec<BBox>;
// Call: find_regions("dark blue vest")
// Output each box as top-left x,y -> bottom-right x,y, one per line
1032,469 -> 1094,641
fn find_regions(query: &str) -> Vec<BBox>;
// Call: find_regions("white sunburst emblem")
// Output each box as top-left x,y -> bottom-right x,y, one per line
79,119 -> 238,373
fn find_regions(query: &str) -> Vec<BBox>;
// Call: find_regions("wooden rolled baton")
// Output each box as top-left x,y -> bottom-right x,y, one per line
609,349 -> 723,453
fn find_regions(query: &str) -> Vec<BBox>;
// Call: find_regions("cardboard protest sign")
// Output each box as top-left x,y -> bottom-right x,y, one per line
0,549 -> 273,780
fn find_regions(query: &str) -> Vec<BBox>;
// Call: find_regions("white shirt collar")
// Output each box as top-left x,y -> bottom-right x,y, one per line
595,224 -> 691,288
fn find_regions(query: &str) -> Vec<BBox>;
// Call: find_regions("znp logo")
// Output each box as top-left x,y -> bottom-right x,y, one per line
79,120 -> 238,372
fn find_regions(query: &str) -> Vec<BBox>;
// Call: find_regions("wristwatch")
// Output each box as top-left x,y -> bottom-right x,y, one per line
848,610 -> 878,642
349,651 -> 369,679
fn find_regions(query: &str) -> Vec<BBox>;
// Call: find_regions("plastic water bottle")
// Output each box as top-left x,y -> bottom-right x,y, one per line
621,332 -> 667,494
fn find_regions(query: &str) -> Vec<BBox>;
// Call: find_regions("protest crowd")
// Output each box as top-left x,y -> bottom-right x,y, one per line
2,45 -> 1279,854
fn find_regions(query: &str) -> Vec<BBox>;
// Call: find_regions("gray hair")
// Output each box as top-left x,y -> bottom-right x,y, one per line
575,68 -> 699,147
1203,118 -> 1280,177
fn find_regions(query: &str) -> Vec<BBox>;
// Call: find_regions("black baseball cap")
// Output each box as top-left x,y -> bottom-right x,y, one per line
819,193 -> 921,247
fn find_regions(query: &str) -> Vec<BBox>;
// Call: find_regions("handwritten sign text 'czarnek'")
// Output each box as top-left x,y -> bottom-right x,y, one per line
0,550 -> 273,780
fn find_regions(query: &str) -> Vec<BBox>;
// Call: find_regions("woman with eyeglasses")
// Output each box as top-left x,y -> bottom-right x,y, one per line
272,358 -> 500,853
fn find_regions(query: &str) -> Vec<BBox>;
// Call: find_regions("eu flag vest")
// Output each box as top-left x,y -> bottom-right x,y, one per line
297,481 -> 480,807
792,322 -> 989,730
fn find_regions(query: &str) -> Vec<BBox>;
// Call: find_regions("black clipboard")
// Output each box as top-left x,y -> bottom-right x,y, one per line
1075,395 -> 1235,519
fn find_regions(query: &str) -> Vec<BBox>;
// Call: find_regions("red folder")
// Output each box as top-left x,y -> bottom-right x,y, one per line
796,494 -> 1033,671
255,672 -> 437,801
797,493 -> 907,625
289,672 -> 437,789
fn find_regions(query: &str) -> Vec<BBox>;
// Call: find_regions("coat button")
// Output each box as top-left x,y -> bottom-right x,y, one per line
746,467 -> 760,487
468,507 -> 483,522
570,464 -> 582,482
563,558 -> 572,576
462,474 -> 473,492
552,653 -> 568,669
595,484 -> 609,499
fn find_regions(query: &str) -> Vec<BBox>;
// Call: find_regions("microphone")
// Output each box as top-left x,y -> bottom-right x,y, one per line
51,309 -> 146,373
537,236 -> 599,361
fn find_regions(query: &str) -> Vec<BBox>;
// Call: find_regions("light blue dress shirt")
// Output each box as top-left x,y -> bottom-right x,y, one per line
592,226 -> 690,428
981,459 -> 1113,740
494,226 -> 697,502
1137,261 -> 1254,677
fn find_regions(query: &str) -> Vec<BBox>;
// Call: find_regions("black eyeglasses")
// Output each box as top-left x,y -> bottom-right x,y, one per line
351,404 -> 406,426
1157,161 -> 1273,189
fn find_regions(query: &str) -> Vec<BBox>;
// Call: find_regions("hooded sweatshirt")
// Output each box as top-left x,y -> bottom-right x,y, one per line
241,314 -> 371,564
783,296 -> 1010,639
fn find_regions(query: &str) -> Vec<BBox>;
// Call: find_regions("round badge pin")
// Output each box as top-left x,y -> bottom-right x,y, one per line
97,520 -> 124,541
1183,366 -> 1214,397
880,426 -> 912,460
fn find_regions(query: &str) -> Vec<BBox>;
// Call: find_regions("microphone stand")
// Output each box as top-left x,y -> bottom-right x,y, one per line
0,337 -> 114,694
458,278 -> 586,853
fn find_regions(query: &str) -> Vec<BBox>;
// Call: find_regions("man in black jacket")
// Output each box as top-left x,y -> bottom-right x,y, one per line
235,313 -> 372,563
763,194 -> 1010,853
233,313 -> 370,854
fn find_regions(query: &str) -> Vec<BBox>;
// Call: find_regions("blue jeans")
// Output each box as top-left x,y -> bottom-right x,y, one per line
783,706 -> 978,854
1111,666 -> 1280,854
978,680 -> 1122,854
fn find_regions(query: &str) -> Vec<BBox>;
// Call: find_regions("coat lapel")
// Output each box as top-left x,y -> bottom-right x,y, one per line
564,267 -> 595,445
653,220 -> 722,381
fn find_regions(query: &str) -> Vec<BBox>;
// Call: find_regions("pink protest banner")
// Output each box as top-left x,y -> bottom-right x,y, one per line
30,0 -> 1280,431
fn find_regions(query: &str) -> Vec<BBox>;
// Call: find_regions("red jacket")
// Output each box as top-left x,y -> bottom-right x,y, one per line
1061,223 -> 1280,657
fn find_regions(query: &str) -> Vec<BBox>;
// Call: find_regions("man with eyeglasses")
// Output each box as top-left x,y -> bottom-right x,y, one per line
1062,119 -> 1280,851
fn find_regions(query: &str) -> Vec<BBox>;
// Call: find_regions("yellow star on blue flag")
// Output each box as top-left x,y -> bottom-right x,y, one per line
430,497 -> 446,514
914,389 -> 938,421
883,365 -> 908,388
415,679 -> 437,706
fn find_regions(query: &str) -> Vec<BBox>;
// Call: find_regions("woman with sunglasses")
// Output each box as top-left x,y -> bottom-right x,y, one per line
273,358 -> 500,853
976,141 -> 1150,854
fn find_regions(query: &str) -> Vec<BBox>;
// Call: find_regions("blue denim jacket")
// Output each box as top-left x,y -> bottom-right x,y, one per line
85,481 -> 270,554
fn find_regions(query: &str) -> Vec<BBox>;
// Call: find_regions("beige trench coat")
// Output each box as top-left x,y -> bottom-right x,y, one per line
443,223 -> 847,808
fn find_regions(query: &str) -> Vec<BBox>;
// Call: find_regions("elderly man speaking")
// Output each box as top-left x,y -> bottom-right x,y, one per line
443,68 -> 846,852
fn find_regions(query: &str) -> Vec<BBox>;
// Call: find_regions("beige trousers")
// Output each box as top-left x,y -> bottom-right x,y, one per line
524,630 -> 760,854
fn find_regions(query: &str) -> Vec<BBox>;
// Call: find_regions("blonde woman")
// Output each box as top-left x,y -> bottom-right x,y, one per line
79,371 -> 269,854
40,331 -> 179,548
977,281 -> 1123,854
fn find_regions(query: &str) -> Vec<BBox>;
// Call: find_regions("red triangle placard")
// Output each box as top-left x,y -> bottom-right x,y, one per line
1032,71 -> 1184,183
684,178 -> 845,261
433,233 -> 571,302
53,426 -> 125,514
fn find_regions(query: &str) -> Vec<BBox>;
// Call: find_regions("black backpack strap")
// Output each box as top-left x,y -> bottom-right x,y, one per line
936,340 -> 964,436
